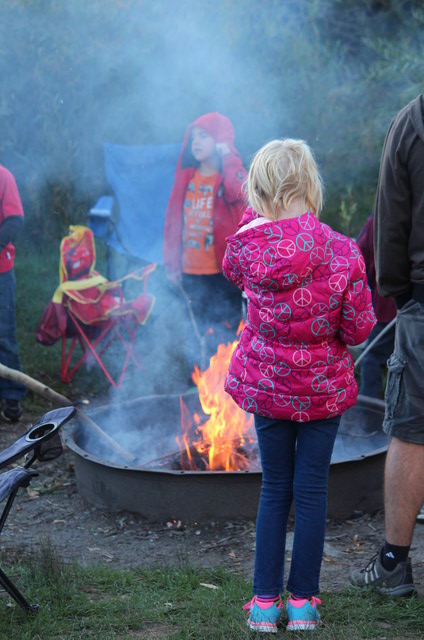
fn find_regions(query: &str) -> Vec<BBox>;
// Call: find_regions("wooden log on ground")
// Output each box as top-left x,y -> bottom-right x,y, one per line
0,362 -> 136,463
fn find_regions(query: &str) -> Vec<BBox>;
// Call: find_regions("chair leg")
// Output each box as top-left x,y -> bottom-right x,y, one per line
106,244 -> 116,281
61,333 -> 78,383
0,566 -> 38,613
0,491 -> 38,613
62,310 -> 145,387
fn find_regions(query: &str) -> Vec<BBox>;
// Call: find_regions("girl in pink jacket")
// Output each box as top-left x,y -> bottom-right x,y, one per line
222,139 -> 376,632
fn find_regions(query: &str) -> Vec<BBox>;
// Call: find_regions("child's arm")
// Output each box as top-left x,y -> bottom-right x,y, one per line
222,236 -> 245,290
356,215 -> 373,270
338,242 -> 377,345
218,149 -> 247,205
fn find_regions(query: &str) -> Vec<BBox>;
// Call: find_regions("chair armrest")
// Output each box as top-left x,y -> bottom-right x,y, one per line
88,196 -> 115,240
0,468 -> 38,503
0,406 -> 76,469
89,196 -> 114,219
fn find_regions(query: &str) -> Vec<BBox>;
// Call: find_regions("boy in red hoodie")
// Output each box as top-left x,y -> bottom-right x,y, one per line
163,113 -> 246,374
0,164 -> 26,421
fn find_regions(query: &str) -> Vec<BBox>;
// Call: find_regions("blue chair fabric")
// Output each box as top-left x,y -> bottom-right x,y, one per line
89,143 -> 181,269
0,406 -> 76,613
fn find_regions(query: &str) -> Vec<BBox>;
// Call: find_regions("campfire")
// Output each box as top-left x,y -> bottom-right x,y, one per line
174,324 -> 257,472
64,327 -> 388,520
143,323 -> 258,472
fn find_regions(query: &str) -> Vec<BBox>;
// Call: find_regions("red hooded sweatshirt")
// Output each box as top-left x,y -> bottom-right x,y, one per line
163,112 -> 246,275
0,165 -> 24,273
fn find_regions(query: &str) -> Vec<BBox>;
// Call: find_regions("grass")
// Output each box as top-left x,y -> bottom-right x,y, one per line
0,545 -> 423,640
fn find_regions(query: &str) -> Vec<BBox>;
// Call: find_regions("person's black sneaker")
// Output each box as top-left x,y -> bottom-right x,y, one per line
350,551 -> 416,596
1,400 -> 23,422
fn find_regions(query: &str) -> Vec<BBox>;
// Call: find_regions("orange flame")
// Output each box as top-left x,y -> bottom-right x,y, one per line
177,321 -> 255,471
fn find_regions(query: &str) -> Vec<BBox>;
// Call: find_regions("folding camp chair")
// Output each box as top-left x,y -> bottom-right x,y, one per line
36,226 -> 156,388
88,143 -> 180,279
0,406 -> 75,612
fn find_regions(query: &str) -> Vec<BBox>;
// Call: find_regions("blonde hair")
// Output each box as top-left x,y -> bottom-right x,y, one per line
246,139 -> 323,220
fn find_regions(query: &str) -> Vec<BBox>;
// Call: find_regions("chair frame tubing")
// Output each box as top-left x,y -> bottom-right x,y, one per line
0,488 -> 38,612
0,407 -> 75,613
61,311 -> 142,387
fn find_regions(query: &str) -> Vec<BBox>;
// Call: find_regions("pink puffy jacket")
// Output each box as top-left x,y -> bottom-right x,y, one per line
222,209 -> 376,422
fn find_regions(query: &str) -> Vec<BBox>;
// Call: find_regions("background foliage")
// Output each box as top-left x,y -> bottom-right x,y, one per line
1,0 -> 424,243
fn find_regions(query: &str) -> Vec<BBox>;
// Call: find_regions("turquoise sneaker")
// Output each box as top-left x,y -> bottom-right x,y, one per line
286,596 -> 321,631
243,595 -> 283,633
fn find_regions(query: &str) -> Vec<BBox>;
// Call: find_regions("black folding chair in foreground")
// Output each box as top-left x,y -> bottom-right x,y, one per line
0,406 -> 76,613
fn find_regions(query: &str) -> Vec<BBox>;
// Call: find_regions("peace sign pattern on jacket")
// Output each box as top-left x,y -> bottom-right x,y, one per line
222,209 -> 376,422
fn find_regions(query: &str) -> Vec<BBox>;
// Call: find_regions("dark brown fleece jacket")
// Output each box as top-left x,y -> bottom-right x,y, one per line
374,94 -> 424,308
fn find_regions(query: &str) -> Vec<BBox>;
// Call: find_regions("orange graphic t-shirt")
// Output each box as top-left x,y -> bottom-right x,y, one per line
182,170 -> 220,274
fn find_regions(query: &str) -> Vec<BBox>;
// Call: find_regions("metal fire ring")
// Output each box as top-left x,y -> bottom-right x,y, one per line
62,393 -> 389,522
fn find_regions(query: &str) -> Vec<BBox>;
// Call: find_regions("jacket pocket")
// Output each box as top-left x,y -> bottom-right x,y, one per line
384,353 -> 405,420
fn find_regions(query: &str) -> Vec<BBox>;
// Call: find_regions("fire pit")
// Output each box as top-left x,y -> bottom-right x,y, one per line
62,392 -> 389,522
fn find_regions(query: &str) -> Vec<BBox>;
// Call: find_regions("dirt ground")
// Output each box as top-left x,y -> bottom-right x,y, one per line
1,411 -> 424,597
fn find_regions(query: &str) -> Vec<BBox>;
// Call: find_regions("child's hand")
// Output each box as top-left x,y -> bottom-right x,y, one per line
167,270 -> 182,286
216,143 -> 231,156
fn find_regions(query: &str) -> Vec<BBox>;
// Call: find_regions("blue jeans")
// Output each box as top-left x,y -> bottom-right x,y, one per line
253,414 -> 340,598
0,270 -> 26,400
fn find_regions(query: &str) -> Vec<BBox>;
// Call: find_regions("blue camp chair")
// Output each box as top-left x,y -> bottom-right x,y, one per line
0,406 -> 76,612
88,143 -> 181,279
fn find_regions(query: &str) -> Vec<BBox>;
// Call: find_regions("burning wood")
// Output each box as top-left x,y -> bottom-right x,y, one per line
143,439 -> 260,472
145,326 -> 259,472
179,325 -> 256,471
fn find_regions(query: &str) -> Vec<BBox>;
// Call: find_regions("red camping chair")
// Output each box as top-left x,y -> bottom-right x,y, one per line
37,226 -> 155,387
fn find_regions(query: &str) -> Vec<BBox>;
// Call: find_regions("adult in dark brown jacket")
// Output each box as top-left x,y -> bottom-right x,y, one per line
350,95 -> 424,596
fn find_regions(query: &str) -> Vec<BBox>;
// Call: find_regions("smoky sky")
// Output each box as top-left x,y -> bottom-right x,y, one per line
3,0 -> 423,429
1,0 -> 401,202
2,1 -> 283,196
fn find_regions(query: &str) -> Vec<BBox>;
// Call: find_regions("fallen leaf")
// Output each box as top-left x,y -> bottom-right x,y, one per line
200,583 -> 219,590
323,555 -> 336,563
26,489 -> 40,500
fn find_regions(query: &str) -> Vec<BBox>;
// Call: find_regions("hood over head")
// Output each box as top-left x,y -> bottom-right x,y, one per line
180,112 -> 238,169
190,112 -> 235,144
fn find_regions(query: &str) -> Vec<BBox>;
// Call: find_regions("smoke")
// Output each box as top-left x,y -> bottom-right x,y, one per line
2,0 -> 424,416
0,1 -> 325,198
2,1 -> 422,203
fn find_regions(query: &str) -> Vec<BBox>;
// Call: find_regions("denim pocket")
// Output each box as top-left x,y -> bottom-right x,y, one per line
385,353 -> 405,420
